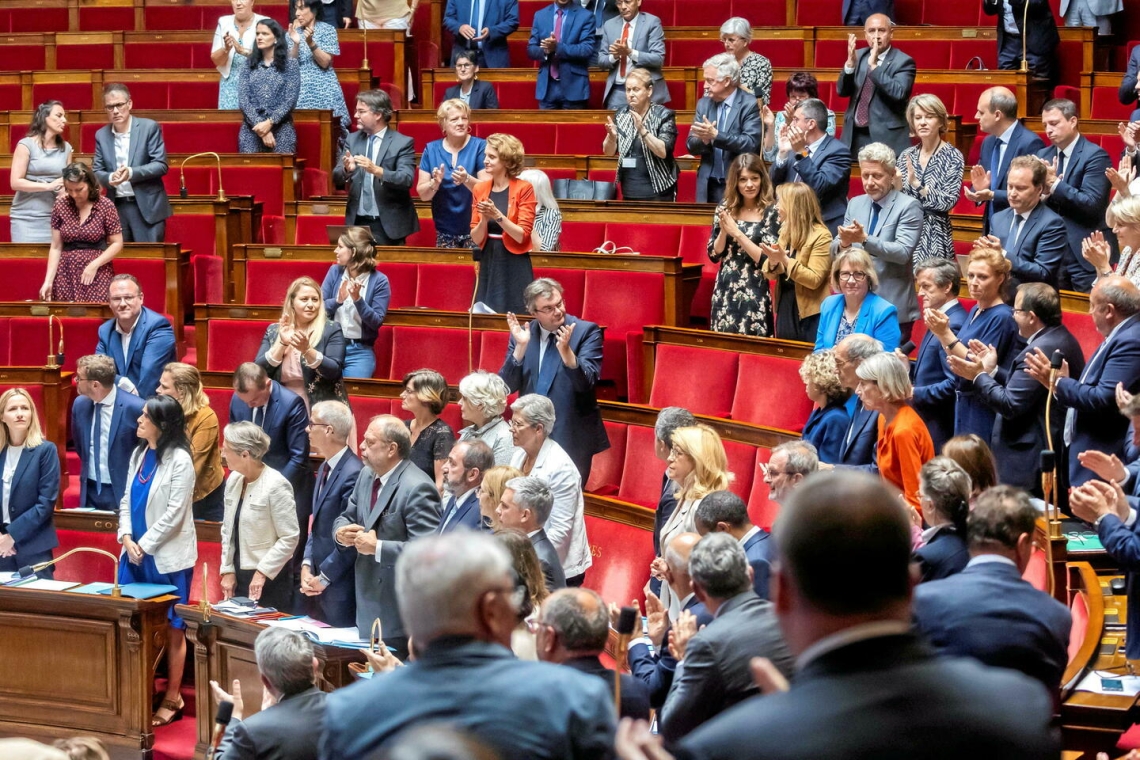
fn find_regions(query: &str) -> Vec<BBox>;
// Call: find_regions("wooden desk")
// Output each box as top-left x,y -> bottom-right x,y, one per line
0,585 -> 176,758
178,606 -> 364,760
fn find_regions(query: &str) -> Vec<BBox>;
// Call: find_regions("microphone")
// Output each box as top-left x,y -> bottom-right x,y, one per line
1048,349 -> 1064,394
207,700 -> 233,760
899,340 -> 916,355
180,152 -> 227,202
612,606 -> 637,713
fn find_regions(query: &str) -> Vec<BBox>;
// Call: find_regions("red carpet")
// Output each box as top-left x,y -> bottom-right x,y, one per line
151,680 -> 197,760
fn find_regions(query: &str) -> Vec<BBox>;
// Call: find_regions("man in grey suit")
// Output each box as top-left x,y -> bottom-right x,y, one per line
832,142 -> 923,340
92,83 -> 172,243
686,53 -> 762,204
658,532 -> 794,742
497,475 -> 567,590
332,89 -> 419,246
332,415 -> 441,658
595,0 -> 667,110
836,14 -> 915,160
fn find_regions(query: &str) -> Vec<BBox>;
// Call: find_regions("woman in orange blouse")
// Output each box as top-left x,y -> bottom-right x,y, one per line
470,132 -> 536,314
855,352 -> 934,511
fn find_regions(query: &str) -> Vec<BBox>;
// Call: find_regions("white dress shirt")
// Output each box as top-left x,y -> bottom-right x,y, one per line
2,445 -> 24,523
89,387 -> 117,485
112,117 -> 136,197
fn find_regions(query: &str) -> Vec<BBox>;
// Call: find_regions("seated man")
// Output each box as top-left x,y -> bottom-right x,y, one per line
536,587 -> 651,720
913,486 -> 1071,693
95,273 -> 176,396
694,490 -> 772,599
496,475 -> 567,591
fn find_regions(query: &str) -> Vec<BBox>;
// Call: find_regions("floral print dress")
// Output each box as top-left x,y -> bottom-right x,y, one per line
290,22 -> 351,136
708,203 -> 779,337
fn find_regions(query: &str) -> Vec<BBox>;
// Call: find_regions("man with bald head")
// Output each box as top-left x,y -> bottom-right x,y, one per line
965,87 -> 1046,232
1025,275 -> 1140,486
836,14 -> 914,159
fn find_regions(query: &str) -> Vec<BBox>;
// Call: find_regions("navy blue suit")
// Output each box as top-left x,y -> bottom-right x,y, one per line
842,0 -> 894,24
443,80 -> 500,110
321,266 -> 390,347
911,300 -> 967,452
833,398 -> 879,468
499,315 -> 609,483
303,449 -> 362,628
770,134 -> 852,235
95,307 -> 176,398
1098,509 -> 1140,658
912,526 -> 968,582
1055,315 -> 1140,486
437,488 -> 482,534
444,0 -> 519,69
801,401 -> 850,464
972,324 -> 1084,491
527,3 -> 596,108
627,596 -> 713,709
0,443 -> 60,576
978,122 -> 1045,231
990,204 -> 1067,289
563,655 -> 650,721
742,528 -> 772,600
72,390 -> 145,510
1037,137 -> 1112,292
913,559 -> 1071,693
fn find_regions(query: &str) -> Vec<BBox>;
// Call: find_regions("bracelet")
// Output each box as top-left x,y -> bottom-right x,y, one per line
945,339 -> 961,351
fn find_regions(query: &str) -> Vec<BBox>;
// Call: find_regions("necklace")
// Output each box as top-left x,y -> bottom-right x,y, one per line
137,451 -> 159,484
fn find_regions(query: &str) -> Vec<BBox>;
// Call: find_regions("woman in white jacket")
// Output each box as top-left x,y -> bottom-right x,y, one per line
117,394 -> 198,727
219,421 -> 299,613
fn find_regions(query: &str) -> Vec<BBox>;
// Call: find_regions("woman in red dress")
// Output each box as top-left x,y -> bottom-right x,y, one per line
39,161 -> 122,302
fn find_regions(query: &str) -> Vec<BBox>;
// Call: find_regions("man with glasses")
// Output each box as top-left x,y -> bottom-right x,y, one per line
94,274 -> 175,397
770,97 -> 852,235
687,52 -> 761,204
442,53 -> 500,110
71,354 -> 144,511
827,334 -> 884,468
501,277 -> 608,484
92,83 -> 172,243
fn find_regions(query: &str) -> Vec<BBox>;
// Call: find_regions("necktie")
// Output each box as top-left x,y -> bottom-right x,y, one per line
853,60 -> 875,127
713,102 -> 729,179
618,21 -> 630,78
360,134 -> 379,216
551,9 -> 563,80
315,462 -> 329,502
538,332 -> 559,395
868,202 -> 882,237
1056,149 -> 1066,180
92,402 -> 103,494
251,406 -> 263,428
990,138 -> 1003,184
1009,214 -> 1024,250
470,0 -> 482,27
370,477 -> 383,511
440,493 -> 459,532
844,402 -> 861,450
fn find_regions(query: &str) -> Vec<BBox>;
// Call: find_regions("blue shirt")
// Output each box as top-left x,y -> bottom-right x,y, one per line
419,136 -> 487,236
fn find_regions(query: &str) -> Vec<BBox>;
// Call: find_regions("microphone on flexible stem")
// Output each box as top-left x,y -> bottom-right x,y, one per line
179,170 -> 188,199
899,340 -> 916,356
613,606 -> 637,714
207,700 -> 233,760
1049,349 -> 1064,392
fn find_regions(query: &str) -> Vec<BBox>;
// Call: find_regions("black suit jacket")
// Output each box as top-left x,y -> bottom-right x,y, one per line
0,443 -> 59,560
912,526 -> 969,583
530,527 -> 567,590
228,381 -> 311,489
333,127 -> 420,241
769,134 -> 852,234
443,80 -> 500,110
990,203 -> 1067,289
304,449 -> 363,628
685,93 -> 762,203
972,324 -> 1084,491
678,633 -> 1059,760
627,596 -> 713,709
1036,136 -> 1112,290
562,655 -> 650,721
834,398 -> 879,468
216,687 -> 326,760
983,0 -> 1060,71
978,121 -> 1046,230
836,46 -> 916,159
911,301 -> 967,452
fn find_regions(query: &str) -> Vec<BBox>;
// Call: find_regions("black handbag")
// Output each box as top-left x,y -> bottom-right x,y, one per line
552,178 -> 617,201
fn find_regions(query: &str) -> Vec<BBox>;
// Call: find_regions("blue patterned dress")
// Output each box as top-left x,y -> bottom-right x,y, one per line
238,57 -> 301,154
289,22 -> 350,135
212,13 -> 268,109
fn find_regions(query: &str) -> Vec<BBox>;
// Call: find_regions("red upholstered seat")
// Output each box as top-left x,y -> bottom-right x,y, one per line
722,439 -> 756,503
1061,311 -> 1101,361
203,387 -> 235,432
533,267 -> 585,309
0,318 -> 10,365
518,0 -> 542,25
193,255 -> 225,304
219,167 -> 288,217
952,83 -> 990,124
53,529 -> 123,584
78,6 -> 134,30
167,214 -> 218,257
923,0 -> 983,23
1022,547 -> 1048,591
34,83 -> 93,111
677,170 -> 697,204
615,424 -> 662,508
125,82 -> 172,110
557,123 -> 607,155
348,396 -> 393,442
795,0 -> 842,25
416,262 -> 476,311
602,222 -> 681,258
245,260 -> 327,305
650,344 -> 738,417
582,270 -> 665,394
206,319 -> 269,372
0,45 -> 45,71
679,223 -> 715,320
586,420 -> 627,495
894,0 -> 923,22
747,447 -> 778,530
189,541 -> 225,603
667,39 -> 724,67
583,513 -> 654,617
20,7 -> 68,31
730,354 -> 813,432
117,259 -> 172,316
302,168 -> 329,198
163,166 -> 213,198
9,317 -> 102,373
741,0 -> 785,24
813,40 -> 848,69
376,262 -> 418,309
901,41 -> 950,70
0,259 -> 46,301
401,122 -> 443,153
0,85 -> 21,111
389,326 -> 473,383
764,40 -> 807,69
162,122 -> 241,153
560,221 -> 607,253
490,82 -> 539,109
296,215 -> 347,244
144,6 -> 204,29
478,330 -> 510,372
950,40 -> 997,69
1068,589 -> 1089,663
507,39 -> 532,68
476,122 -> 556,154
373,325 -> 394,376
1092,87 -> 1133,120
639,0 -> 675,24
125,42 -> 194,69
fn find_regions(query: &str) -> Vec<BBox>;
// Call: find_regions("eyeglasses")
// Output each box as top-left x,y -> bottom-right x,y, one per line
765,470 -> 789,477
306,421 -> 332,432
455,63 -> 474,69
532,299 -> 565,315
508,419 -> 532,430
110,295 -> 139,304
104,101 -> 129,112
72,374 -> 88,385
838,271 -> 868,282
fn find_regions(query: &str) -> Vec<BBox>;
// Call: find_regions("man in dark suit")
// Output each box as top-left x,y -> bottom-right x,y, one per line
72,354 -> 144,511
1121,44 -> 1140,112
979,156 -> 1067,289
770,98 -> 852,234
442,53 -> 500,110
595,0 -> 667,109
984,0 -> 1059,85
658,533 -> 793,742
909,259 -> 967,452
668,472 -> 1060,760
952,283 -> 1083,493
319,532 -> 615,760
537,587 -> 650,720
762,441 -> 818,505
913,486 -> 1071,693
92,83 -> 172,243
583,0 -> 618,34
836,14 -> 915,160
1036,98 -> 1112,293
443,0 -> 519,69
210,627 -> 327,760
500,277 -> 608,483
496,475 -> 566,590
95,274 -> 176,397
966,87 -> 1046,232
1025,276 -> 1140,486
300,401 -> 362,628
438,440 -> 493,534
842,0 -> 894,25
332,415 -> 441,657
687,53 -> 762,204
828,334 -> 882,467
333,89 -> 419,246
695,491 -> 772,600
527,0 -> 596,109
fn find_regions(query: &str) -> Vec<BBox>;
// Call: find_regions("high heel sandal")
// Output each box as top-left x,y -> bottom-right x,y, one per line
152,696 -> 184,727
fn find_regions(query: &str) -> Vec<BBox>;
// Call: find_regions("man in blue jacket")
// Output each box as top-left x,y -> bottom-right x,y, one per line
694,490 -> 772,600
527,0 -> 596,109
443,0 -> 519,69
72,354 -> 144,511
95,274 -> 176,397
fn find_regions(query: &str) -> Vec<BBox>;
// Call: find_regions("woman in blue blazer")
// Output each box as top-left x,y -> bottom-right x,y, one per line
815,248 -> 901,352
798,350 -> 851,463
0,388 -> 59,578
321,227 -> 391,379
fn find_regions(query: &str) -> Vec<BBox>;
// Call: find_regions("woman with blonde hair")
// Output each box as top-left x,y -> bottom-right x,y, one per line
471,133 -> 536,313
416,98 -> 489,249
0,388 -> 59,578
762,182 -> 833,341
478,464 -> 523,530
798,349 -> 850,463
898,93 -> 964,267
400,368 -> 455,491
518,168 -> 561,252
157,362 -> 225,521
256,275 -> 349,410
321,226 -> 391,378
1084,195 -> 1140,287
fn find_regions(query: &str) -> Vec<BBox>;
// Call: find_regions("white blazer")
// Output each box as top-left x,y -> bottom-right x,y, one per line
220,466 -> 299,580
511,438 -> 592,578
117,447 -> 198,575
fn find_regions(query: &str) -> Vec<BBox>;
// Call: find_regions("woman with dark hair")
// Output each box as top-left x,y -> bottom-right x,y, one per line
400,369 -> 455,492
0,388 -> 60,578
761,71 -> 836,162
157,362 -> 225,521
707,153 -> 779,336
601,68 -> 678,202
39,161 -> 122,302
289,0 -> 350,138
913,456 -> 971,582
117,394 -> 197,726
470,133 -> 536,314
321,226 -> 391,378
942,433 -> 999,504
11,100 -> 72,243
238,18 -> 300,153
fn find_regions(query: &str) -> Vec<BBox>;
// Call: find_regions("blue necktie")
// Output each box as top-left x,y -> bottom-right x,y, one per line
868,202 -> 881,237
713,102 -> 728,179
93,402 -> 103,494
440,494 -> 459,532
537,333 -> 559,396
989,138 -> 1002,184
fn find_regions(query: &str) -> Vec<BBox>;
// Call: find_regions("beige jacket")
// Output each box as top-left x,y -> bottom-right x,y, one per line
220,466 -> 299,580
761,223 -> 833,319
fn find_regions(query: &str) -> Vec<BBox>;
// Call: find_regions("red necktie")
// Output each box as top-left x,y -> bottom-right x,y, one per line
370,477 -> 382,510
618,21 -> 630,78
854,60 -> 875,127
551,8 -> 563,81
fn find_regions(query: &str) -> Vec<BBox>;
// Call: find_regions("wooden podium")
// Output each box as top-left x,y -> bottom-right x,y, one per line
0,585 -> 176,758
178,606 -> 365,760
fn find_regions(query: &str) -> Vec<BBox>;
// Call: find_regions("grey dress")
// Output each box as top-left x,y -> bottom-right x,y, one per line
11,137 -> 72,243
